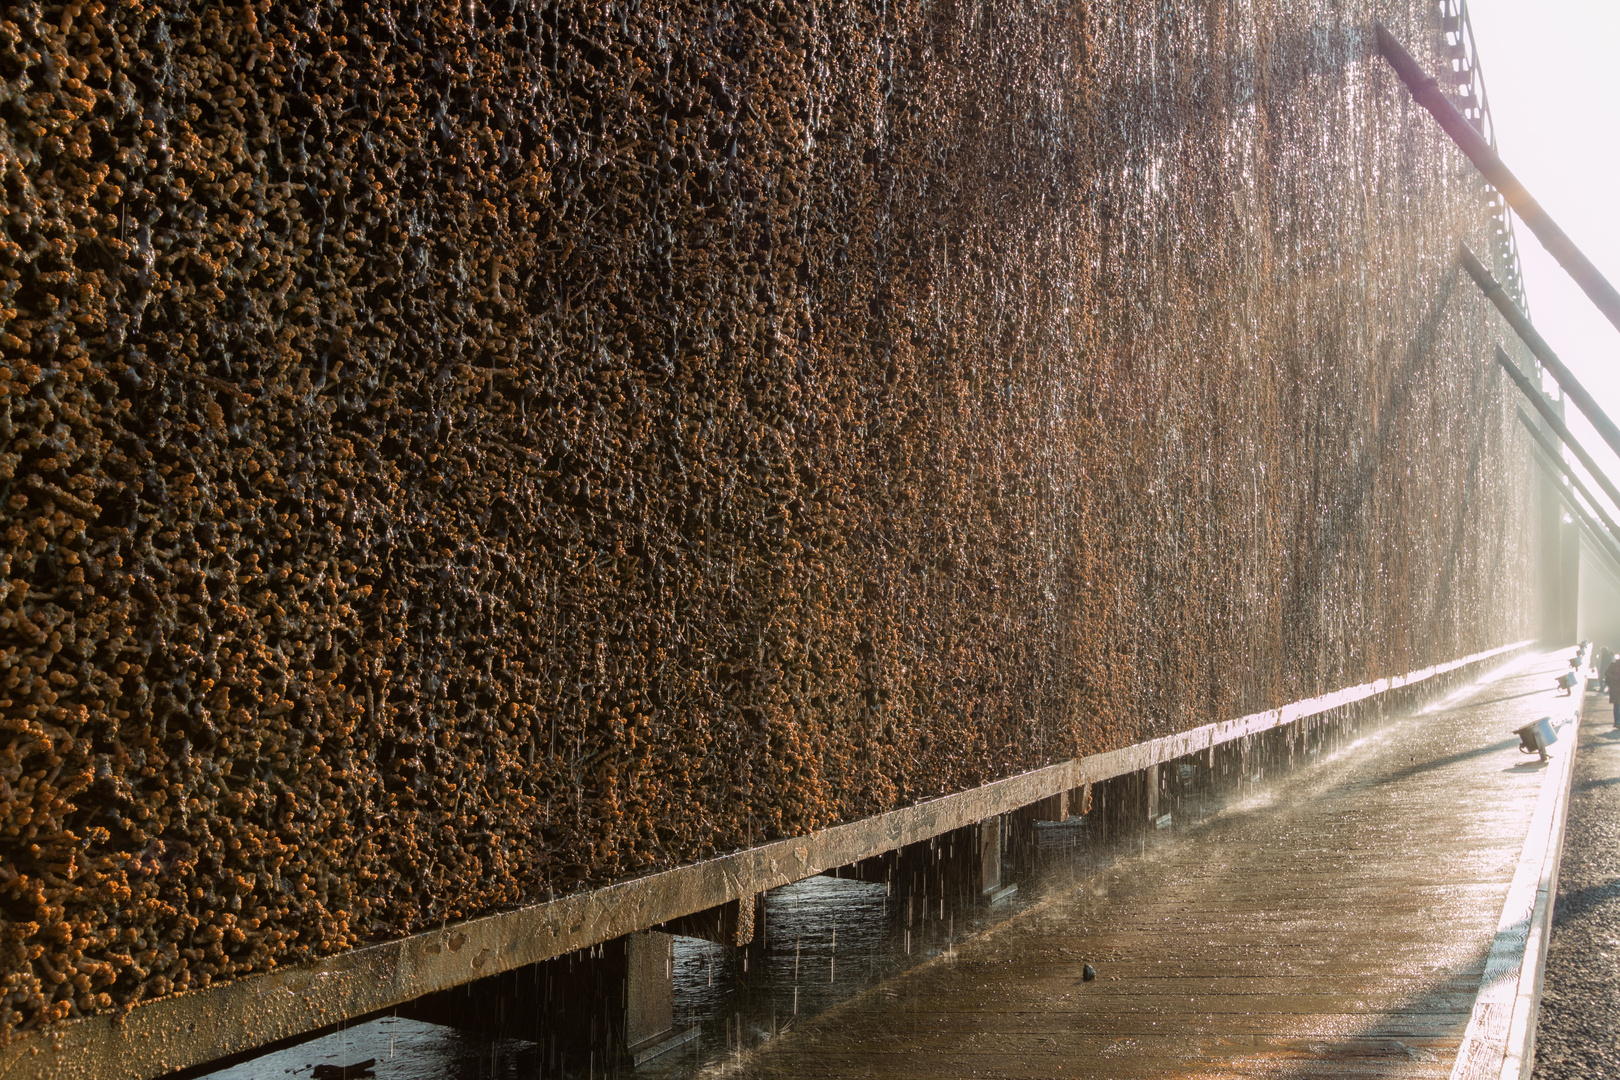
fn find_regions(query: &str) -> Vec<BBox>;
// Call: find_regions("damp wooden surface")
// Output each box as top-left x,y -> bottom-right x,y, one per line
732,653 -> 1578,1079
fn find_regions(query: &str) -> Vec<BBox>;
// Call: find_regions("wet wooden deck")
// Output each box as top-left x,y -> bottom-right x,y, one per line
733,652 -> 1577,1079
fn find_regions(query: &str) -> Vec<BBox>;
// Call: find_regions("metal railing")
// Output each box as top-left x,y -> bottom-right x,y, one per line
1438,0 -> 1529,311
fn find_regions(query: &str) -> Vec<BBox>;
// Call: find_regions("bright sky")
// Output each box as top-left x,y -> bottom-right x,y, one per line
1465,0 -> 1620,513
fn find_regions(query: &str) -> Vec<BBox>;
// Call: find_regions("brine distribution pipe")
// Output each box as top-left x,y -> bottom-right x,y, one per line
1376,23 -> 1620,339
1528,450 -> 1620,585
1462,242 -> 1620,462
1495,345 -> 1620,514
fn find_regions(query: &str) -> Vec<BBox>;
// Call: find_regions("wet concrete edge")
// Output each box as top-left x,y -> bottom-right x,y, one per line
1451,663 -> 1583,1080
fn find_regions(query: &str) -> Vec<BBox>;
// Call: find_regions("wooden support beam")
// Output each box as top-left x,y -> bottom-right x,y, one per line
1019,790 -> 1069,822
623,932 -> 693,1063
977,816 -> 1004,895
656,894 -> 758,948
0,641 -> 1532,1080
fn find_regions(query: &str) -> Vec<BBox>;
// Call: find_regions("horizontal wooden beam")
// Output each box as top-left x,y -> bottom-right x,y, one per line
0,640 -> 1532,1080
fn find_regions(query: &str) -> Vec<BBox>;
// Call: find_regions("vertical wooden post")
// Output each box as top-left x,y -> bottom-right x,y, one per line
977,815 -> 1003,895
623,932 -> 676,1054
1027,790 -> 1069,821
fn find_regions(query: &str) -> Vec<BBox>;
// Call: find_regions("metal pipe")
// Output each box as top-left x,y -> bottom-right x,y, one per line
1495,345 -> 1620,514
1516,407 -> 1620,552
1462,242 -> 1620,461
1375,23 -> 1620,338
1528,451 -> 1620,582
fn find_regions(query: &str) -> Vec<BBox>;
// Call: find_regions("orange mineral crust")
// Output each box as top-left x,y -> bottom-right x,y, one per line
0,0 -> 1531,1036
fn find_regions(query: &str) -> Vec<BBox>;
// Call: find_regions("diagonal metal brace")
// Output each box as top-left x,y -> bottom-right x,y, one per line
1462,242 -> 1620,462
1495,345 -> 1620,515
1377,22 -> 1620,338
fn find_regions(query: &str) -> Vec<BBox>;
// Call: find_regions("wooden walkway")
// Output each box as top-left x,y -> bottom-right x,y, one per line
730,652 -> 1576,1079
